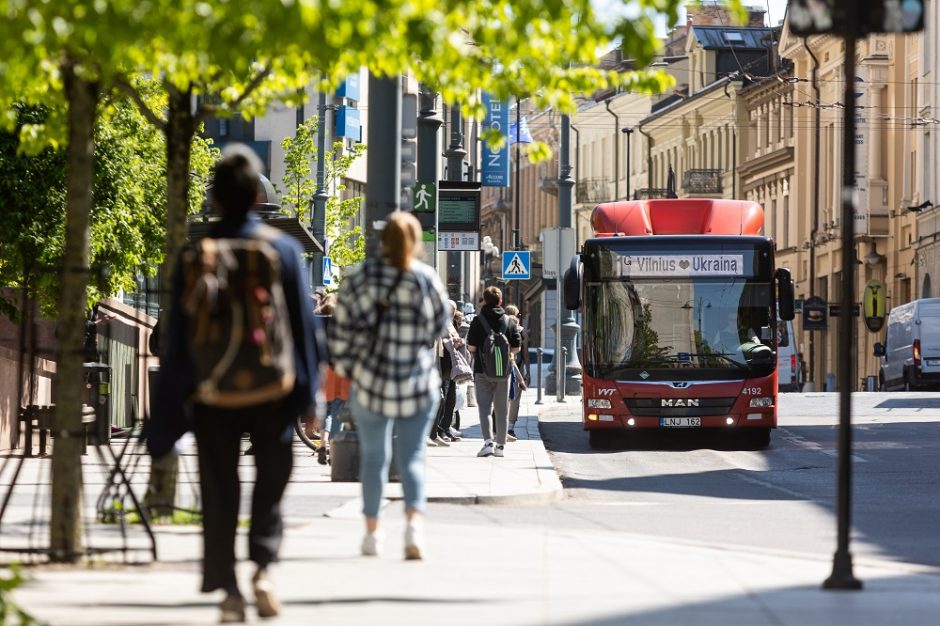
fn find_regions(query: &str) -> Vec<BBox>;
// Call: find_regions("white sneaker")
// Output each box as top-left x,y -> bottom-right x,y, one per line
449,427 -> 462,439
477,440 -> 495,457
494,444 -> 505,458
404,522 -> 425,560
427,437 -> 439,447
361,530 -> 385,557
431,435 -> 450,447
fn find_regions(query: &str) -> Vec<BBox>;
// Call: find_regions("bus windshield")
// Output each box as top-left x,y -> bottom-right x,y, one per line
585,278 -> 776,381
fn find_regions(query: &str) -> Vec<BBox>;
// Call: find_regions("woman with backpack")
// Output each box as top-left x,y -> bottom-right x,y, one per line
466,286 -> 522,458
328,211 -> 449,560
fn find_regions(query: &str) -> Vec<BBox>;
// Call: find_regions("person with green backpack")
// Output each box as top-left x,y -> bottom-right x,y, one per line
466,286 -> 522,458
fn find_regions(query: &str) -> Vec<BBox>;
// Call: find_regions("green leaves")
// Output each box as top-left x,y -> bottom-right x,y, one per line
0,564 -> 39,625
0,83 -> 213,317
280,116 -> 320,219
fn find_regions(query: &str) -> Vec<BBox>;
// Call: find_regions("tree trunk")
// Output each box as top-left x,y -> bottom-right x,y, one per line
162,84 -> 195,301
144,84 -> 195,517
50,62 -> 99,562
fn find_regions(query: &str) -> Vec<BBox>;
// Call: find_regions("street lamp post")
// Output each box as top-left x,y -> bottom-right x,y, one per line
604,100 -> 619,201
311,91 -> 332,285
621,127 -> 633,200
556,113 -> 582,397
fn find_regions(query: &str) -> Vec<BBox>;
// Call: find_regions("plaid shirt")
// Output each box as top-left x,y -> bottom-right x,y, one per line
329,258 -> 449,418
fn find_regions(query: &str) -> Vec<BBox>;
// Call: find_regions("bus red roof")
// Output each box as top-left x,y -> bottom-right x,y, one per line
590,199 -> 764,236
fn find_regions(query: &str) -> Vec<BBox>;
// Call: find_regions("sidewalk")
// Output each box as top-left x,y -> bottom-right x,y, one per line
287,388 -> 565,507
8,390 -> 940,625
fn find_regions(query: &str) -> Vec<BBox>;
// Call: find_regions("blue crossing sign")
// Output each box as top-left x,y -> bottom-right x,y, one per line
322,256 -> 333,286
502,251 -> 530,280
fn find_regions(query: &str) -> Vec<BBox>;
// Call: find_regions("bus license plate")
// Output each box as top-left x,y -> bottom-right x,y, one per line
660,417 -> 701,428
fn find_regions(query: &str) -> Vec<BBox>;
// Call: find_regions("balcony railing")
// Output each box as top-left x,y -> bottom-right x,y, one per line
682,169 -> 723,195
635,188 -> 671,200
576,178 -> 610,204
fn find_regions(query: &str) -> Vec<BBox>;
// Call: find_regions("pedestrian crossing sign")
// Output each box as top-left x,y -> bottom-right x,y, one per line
502,251 -> 530,280
322,256 -> 333,286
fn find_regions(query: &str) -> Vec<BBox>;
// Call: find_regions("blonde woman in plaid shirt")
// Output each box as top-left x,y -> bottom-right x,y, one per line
329,211 -> 449,560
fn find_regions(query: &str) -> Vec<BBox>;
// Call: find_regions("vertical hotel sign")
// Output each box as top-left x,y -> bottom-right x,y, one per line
854,72 -> 869,235
481,93 -> 510,187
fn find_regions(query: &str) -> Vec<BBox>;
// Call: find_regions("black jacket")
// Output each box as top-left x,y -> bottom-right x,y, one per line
466,305 -> 522,374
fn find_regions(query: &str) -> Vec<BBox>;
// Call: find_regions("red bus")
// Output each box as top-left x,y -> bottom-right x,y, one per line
563,199 -> 795,449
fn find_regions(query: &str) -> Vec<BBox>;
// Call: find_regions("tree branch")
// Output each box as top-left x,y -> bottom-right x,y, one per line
196,66 -> 273,123
114,77 -> 167,131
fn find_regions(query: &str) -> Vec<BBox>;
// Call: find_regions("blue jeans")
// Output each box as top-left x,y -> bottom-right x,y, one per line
350,393 -> 438,518
323,398 -> 346,438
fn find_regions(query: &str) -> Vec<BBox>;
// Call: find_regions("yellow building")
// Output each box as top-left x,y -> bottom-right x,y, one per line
638,25 -> 780,202
780,22 -> 917,390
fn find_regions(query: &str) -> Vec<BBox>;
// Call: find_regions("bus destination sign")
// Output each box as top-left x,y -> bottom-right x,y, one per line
618,254 -> 746,277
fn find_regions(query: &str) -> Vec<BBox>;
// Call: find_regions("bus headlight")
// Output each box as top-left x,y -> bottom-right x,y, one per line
749,397 -> 773,408
587,399 -> 612,409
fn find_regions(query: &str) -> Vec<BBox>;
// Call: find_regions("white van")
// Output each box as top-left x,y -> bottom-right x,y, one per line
777,318 -> 800,392
875,297 -> 940,391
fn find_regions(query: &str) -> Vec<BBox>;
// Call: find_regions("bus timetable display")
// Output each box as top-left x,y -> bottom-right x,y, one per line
438,199 -> 477,227
436,181 -> 481,251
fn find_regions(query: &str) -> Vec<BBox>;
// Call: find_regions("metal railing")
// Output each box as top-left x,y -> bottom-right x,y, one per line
634,188 -> 671,200
576,178 -> 610,204
682,169 -> 723,195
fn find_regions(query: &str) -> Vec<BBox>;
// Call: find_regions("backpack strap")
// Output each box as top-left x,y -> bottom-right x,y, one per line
477,313 -> 508,334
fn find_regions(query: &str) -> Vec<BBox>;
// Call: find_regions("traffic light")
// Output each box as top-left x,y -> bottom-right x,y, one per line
401,93 -> 418,193
788,0 -> 924,36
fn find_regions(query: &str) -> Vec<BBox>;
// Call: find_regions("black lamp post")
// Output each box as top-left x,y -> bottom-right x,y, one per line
621,127 -> 633,200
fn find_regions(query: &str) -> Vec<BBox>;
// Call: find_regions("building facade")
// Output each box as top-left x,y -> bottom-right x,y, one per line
780,21 -> 917,390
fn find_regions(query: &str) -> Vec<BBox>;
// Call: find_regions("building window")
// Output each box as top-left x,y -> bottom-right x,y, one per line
765,103 -> 771,148
724,31 -> 744,43
219,118 -> 229,137
771,198 -> 777,243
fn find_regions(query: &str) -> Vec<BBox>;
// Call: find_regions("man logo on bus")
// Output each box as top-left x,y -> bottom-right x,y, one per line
661,398 -> 700,407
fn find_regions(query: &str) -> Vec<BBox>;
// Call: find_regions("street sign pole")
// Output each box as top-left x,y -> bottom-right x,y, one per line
824,3 -> 862,591
789,0 -> 925,594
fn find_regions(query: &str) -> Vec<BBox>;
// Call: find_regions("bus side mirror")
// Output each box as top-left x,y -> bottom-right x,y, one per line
563,255 -> 582,310
776,268 -> 795,321
873,342 -> 885,357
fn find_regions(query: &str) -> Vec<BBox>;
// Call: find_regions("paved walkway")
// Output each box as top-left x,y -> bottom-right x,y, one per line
6,391 -> 940,625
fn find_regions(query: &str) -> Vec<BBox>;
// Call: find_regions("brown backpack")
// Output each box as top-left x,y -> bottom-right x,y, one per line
180,225 -> 295,407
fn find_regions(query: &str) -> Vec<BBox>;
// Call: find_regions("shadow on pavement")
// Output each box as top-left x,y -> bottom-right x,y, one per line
874,397 -> 940,409
552,575 -> 940,626
541,416 -> 940,570
559,467 -> 804,501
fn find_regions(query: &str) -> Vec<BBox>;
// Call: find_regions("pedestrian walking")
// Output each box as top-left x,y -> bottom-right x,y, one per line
329,211 -> 449,560
503,307 -> 527,441
430,301 -> 462,446
313,294 -> 351,465
467,286 -> 522,458
438,303 -> 473,442
146,145 -> 323,623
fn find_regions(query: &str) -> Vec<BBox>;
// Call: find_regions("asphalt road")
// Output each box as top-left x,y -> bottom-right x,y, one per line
434,392 -> 940,574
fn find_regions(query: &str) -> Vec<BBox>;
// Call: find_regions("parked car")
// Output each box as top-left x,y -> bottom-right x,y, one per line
875,297 -> 940,390
526,347 -> 555,388
776,318 -> 800,392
